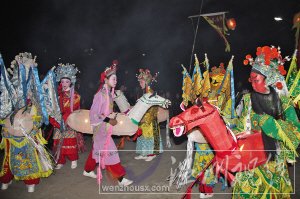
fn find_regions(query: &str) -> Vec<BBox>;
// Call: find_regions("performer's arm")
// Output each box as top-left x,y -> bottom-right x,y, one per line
49,117 -> 60,128
255,97 -> 300,151
89,91 -> 107,126
73,92 -> 81,111
280,96 -> 299,124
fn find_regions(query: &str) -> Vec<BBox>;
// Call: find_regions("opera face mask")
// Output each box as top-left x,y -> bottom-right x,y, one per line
249,72 -> 269,94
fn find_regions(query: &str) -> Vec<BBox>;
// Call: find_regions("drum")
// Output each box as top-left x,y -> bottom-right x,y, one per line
109,113 -> 138,136
3,108 -> 34,137
113,90 -> 131,113
67,109 -> 92,134
67,109 -> 138,136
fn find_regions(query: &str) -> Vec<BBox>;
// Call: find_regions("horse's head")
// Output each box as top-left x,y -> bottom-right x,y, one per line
169,100 -> 216,137
141,93 -> 171,109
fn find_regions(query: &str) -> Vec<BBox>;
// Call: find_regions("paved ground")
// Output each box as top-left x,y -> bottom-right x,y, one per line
1,129 -> 299,199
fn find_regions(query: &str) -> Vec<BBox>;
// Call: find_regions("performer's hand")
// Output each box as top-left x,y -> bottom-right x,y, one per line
109,118 -> 118,126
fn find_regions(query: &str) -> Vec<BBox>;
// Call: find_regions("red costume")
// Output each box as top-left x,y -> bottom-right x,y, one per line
51,63 -> 82,168
53,89 -> 81,164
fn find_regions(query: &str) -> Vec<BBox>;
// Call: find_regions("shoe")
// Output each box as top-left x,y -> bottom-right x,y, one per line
145,155 -> 156,161
1,181 -> 12,190
55,164 -> 64,169
83,171 -> 97,179
118,178 -> 133,186
134,155 -> 147,160
71,161 -> 77,169
199,193 -> 214,198
27,185 -> 35,193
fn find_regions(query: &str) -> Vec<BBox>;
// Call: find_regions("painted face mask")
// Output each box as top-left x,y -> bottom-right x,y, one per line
243,46 -> 289,92
61,78 -> 71,91
249,72 -> 268,94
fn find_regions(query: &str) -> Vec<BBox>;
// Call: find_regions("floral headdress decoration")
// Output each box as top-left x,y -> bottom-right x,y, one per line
243,45 -> 290,89
136,68 -> 159,85
55,63 -> 79,84
100,60 -> 118,84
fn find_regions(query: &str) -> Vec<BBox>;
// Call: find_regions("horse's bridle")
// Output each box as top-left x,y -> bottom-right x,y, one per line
175,107 -> 215,135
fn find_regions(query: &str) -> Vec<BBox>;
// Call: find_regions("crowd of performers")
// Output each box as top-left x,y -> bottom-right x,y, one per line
0,45 -> 299,199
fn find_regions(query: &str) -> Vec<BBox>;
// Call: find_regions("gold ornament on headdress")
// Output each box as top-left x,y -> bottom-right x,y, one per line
55,63 -> 79,84
103,60 -> 118,77
136,68 -> 159,85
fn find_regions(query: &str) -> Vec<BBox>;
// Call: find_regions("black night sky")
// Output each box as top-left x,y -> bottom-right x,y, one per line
1,0 -> 299,111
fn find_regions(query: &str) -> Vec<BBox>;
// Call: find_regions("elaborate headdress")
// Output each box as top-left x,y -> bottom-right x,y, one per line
100,60 -> 118,84
1,52 -> 62,127
136,68 -> 159,85
244,46 -> 290,89
55,63 -> 79,84
10,52 -> 37,69
9,52 -> 37,85
5,52 -> 38,109
209,62 -> 226,88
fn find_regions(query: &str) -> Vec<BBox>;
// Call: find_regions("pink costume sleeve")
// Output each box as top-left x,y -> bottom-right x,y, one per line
89,91 -> 107,126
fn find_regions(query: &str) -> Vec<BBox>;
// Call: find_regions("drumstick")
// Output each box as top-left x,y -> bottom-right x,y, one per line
114,113 -> 118,119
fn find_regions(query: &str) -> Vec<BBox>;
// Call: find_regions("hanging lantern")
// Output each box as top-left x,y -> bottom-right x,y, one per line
293,12 -> 300,27
226,18 -> 236,30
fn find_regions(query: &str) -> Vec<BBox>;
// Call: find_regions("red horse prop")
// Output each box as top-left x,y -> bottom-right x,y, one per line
169,101 -> 268,198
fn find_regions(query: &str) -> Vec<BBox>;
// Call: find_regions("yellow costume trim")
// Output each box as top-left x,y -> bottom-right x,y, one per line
14,169 -> 53,181
288,69 -> 300,97
0,138 -> 53,180
293,94 -> 300,106
200,70 -> 211,98
181,65 -> 193,105
32,115 -> 42,123
0,138 -> 4,150
35,146 -> 43,172
5,137 -> 29,148
0,140 -> 8,177
36,130 -> 48,145
259,115 -> 270,126
275,120 -> 298,156
192,54 -> 203,97
74,96 -> 80,105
